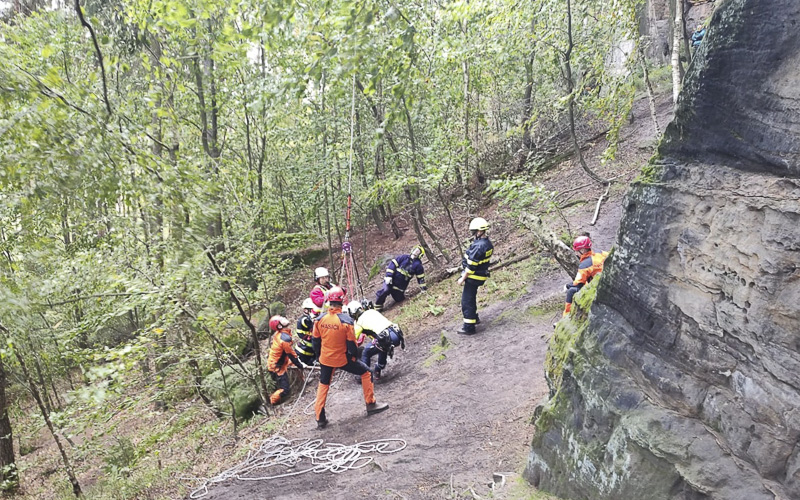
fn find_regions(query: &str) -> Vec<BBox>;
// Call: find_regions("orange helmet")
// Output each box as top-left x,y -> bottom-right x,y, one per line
268,315 -> 290,332
327,286 -> 346,303
572,236 -> 592,251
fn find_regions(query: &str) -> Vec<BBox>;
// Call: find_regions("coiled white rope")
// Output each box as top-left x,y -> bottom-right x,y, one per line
187,436 -> 407,498
186,365 -> 404,498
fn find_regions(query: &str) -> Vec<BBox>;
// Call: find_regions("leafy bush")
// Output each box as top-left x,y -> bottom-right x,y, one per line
201,361 -> 268,419
102,437 -> 138,476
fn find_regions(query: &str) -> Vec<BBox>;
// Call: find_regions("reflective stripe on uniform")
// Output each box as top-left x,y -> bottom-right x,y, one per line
466,275 -> 488,281
463,318 -> 477,324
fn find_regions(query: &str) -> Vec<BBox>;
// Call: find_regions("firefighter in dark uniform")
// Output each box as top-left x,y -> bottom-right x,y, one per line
312,286 -> 389,429
267,316 -> 305,405
457,218 -> 493,335
294,298 -> 317,365
374,245 -> 427,311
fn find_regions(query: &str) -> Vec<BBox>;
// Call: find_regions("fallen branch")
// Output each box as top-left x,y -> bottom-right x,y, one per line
590,183 -> 611,226
519,213 -> 579,277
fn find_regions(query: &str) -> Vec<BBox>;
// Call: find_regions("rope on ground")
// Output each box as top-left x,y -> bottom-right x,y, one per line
186,435 -> 407,498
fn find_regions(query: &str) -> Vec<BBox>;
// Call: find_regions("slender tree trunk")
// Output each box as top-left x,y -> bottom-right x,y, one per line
680,0 -> 692,62
564,0 -> 607,185
671,0 -> 685,106
518,50 -> 536,171
2,327 -> 81,497
356,108 -> 386,234
321,73 -> 337,276
401,97 -> 445,264
638,45 -> 660,135
437,182 -> 465,259
356,79 -> 401,239
0,356 -> 17,492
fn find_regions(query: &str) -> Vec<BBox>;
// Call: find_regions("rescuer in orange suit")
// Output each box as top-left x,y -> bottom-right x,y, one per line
562,235 -> 609,317
312,286 -> 388,429
267,315 -> 305,405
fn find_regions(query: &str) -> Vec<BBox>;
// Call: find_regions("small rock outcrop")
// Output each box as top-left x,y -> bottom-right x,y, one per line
525,0 -> 800,498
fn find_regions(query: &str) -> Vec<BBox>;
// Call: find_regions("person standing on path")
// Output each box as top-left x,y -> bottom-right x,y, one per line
457,218 -> 494,335
312,286 -> 389,428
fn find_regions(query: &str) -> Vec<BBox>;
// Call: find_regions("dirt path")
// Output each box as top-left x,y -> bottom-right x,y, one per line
197,270 -> 566,500
192,91 -> 670,500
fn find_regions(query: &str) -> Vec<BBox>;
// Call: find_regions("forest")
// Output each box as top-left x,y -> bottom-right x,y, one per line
0,0 -> 685,496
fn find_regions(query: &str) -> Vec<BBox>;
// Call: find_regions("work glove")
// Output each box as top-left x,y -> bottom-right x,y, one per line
420,285 -> 428,292
400,338 -> 405,350
269,371 -> 277,381
564,284 -> 571,292
388,346 -> 395,359
384,276 -> 392,285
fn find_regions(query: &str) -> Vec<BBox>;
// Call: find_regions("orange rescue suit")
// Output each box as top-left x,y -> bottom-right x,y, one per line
312,307 -> 358,367
267,330 -> 301,376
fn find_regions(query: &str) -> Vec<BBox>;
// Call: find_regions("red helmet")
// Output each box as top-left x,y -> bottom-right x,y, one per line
268,315 -> 290,332
327,286 -> 346,303
572,236 -> 592,251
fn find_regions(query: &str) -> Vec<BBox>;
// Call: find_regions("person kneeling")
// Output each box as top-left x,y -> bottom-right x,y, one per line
267,315 -> 305,405
347,300 -> 405,380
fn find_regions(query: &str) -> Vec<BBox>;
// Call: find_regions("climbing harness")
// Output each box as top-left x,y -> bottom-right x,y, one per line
339,74 -> 364,300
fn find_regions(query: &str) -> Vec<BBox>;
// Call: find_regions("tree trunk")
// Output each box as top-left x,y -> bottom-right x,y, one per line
0,357 -> 17,492
671,0 -> 685,106
564,0 -> 607,185
401,97 -> 445,264
519,213 -> 579,277
321,73 -> 337,276
638,45 -> 660,136
2,327 -> 81,497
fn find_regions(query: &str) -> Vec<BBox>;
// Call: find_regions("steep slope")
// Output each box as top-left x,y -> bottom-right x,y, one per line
525,0 -> 800,499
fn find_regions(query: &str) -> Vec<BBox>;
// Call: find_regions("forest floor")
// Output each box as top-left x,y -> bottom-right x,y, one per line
15,84 -> 674,500
186,91 -> 675,500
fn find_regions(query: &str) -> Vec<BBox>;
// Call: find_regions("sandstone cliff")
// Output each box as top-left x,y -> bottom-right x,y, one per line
525,0 -> 800,498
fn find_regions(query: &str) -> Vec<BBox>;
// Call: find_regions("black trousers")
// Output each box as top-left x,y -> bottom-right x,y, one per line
461,280 -> 481,328
318,358 -> 371,384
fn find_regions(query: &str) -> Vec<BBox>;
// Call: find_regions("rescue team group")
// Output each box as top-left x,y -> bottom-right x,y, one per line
265,218 -> 608,429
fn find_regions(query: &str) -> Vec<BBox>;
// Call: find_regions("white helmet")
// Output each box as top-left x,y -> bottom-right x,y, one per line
302,298 -> 315,310
469,217 -> 490,232
347,300 -> 364,318
314,267 -> 330,280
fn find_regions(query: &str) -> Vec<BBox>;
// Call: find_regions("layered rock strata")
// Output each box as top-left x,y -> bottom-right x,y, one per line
525,0 -> 800,498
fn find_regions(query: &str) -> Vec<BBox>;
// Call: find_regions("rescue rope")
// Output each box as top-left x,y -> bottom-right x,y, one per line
339,73 -> 364,300
187,436 -> 407,498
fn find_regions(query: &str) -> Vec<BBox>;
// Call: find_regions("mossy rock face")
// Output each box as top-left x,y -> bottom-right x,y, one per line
220,330 -> 249,358
268,302 -> 286,318
525,0 -> 800,493
201,362 -> 271,419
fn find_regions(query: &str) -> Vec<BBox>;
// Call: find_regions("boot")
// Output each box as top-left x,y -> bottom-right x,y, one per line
457,325 -> 477,335
374,367 -> 382,380
366,402 -> 389,415
317,408 -> 328,429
